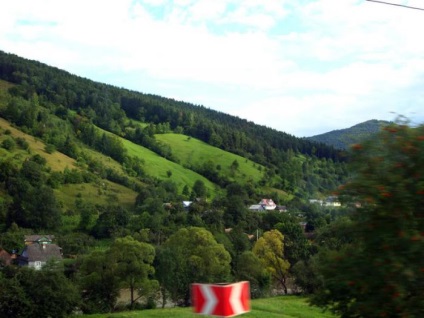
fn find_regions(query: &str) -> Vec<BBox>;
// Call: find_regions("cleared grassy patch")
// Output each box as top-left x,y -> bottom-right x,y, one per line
0,117 -> 77,171
56,180 -> 138,232
0,79 -> 14,91
101,131 -> 220,197
156,133 -> 265,184
73,296 -> 335,318
56,181 -> 137,211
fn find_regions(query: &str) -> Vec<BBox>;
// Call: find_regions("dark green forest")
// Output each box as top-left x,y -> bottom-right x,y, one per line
0,50 -> 421,317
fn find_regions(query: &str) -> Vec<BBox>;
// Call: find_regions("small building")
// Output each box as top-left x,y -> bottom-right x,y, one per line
18,243 -> 63,270
259,199 -> 277,210
19,235 -> 62,270
182,201 -> 193,209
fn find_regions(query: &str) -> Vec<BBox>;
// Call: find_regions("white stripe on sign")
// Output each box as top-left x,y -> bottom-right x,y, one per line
200,284 -> 218,315
229,282 -> 243,314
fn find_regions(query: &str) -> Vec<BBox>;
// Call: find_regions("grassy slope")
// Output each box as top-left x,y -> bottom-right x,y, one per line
0,118 -> 138,220
156,133 -> 265,184
74,296 -> 335,318
0,117 -> 77,171
0,79 -> 287,202
156,133 -> 294,201
98,128 -> 220,196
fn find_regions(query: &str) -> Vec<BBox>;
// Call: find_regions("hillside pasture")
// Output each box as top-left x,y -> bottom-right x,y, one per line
113,132 -> 220,196
156,133 -> 265,184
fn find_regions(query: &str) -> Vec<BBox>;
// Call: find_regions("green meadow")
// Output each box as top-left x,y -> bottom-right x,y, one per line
118,133 -> 219,196
156,133 -> 265,184
75,296 -> 335,318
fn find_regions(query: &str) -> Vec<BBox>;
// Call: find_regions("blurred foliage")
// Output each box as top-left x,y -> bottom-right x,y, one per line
310,120 -> 424,317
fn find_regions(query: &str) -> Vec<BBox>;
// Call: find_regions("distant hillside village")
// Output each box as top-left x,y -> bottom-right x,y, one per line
1,196 -> 342,271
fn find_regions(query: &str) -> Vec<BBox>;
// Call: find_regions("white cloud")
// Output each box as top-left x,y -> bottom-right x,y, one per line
188,0 -> 229,22
1,0 -> 424,136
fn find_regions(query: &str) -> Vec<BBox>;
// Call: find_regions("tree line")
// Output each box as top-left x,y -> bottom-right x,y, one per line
0,49 -> 342,162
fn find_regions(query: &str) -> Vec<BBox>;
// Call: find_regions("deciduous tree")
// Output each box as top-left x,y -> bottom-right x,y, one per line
78,250 -> 120,313
156,227 -> 231,306
109,236 -> 158,310
253,229 -> 290,294
311,121 -> 424,317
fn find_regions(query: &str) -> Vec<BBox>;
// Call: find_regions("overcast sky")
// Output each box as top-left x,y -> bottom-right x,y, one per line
1,0 -> 424,137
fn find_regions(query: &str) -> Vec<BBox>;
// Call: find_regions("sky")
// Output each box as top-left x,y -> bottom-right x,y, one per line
1,0 -> 424,137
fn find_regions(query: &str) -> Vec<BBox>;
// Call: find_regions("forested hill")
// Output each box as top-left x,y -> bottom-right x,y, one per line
306,119 -> 390,150
0,50 -> 341,164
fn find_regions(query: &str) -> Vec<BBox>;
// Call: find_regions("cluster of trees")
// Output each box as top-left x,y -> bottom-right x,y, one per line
0,264 -> 80,318
0,155 -> 62,231
0,225 -> 299,316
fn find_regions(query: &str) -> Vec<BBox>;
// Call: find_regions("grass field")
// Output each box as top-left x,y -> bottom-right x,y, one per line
156,133 -> 265,184
156,133 -> 294,202
110,131 -> 220,196
73,296 -> 335,318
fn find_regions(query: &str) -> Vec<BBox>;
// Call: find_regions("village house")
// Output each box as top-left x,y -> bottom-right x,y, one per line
259,198 -> 277,210
18,235 -> 63,270
249,198 -> 280,212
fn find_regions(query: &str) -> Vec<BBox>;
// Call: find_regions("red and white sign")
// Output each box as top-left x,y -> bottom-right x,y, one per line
192,281 -> 250,317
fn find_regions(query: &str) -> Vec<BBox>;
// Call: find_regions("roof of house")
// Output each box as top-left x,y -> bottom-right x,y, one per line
249,204 -> 266,211
21,243 -> 62,263
24,235 -> 55,244
182,201 -> 193,208
259,199 -> 276,206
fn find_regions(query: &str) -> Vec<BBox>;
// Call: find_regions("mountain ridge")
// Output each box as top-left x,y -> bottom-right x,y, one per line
0,50 -> 349,223
306,119 -> 391,150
